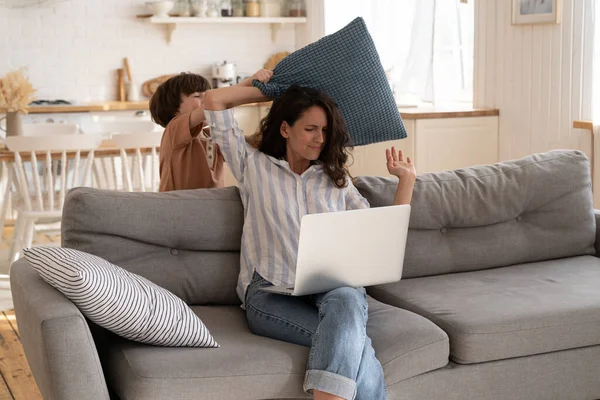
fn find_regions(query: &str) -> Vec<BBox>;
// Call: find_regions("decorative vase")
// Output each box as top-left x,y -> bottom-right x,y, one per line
127,81 -> 141,102
0,112 -> 24,137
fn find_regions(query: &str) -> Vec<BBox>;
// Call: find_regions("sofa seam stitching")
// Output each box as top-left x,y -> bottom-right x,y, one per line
383,337 -> 449,387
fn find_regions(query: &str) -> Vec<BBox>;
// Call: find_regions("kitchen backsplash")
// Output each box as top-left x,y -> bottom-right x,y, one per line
0,0 -> 297,103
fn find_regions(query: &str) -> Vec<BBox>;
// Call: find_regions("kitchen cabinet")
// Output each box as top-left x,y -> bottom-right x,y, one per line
223,111 -> 499,186
413,116 -> 498,174
351,116 -> 498,177
348,122 -> 415,178
232,106 -> 262,137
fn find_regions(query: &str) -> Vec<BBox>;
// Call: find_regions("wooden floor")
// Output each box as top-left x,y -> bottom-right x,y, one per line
0,225 -> 60,250
0,225 -> 57,399
0,310 -> 41,399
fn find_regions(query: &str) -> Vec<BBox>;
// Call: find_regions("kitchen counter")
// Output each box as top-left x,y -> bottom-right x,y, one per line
398,105 -> 499,120
2,101 -> 499,119
0,101 -> 263,114
574,120 -> 593,131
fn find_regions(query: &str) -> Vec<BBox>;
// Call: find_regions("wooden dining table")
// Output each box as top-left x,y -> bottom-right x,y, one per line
0,139 -> 157,162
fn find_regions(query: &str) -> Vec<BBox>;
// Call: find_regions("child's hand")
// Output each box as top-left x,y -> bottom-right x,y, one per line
386,147 -> 416,181
252,69 -> 273,83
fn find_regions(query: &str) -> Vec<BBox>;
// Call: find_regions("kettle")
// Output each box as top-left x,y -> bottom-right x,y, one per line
212,61 -> 237,81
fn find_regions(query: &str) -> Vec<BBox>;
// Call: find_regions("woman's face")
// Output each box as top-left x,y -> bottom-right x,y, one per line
281,106 -> 328,161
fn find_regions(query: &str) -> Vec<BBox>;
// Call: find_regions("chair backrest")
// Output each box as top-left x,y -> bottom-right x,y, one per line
109,131 -> 163,149
5,134 -> 104,152
21,123 -> 79,136
5,134 -> 104,213
95,132 -> 162,192
81,120 -> 161,135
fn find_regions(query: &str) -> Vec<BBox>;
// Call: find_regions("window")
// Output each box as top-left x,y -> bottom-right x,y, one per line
324,0 -> 474,105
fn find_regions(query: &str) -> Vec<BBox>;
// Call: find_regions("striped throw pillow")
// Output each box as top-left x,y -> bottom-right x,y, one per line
24,247 -> 219,348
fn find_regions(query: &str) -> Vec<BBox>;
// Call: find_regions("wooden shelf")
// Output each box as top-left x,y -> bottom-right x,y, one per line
140,16 -> 308,43
146,16 -> 307,24
0,102 -> 149,115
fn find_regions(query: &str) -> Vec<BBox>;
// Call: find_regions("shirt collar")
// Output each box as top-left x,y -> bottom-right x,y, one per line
266,154 -> 323,178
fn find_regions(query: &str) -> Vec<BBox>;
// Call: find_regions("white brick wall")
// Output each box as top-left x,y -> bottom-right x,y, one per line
0,0 -> 297,102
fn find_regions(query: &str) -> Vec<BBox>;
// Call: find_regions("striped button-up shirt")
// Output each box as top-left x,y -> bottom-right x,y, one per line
206,109 -> 370,305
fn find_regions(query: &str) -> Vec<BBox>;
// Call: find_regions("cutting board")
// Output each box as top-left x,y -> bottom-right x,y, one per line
142,74 -> 177,98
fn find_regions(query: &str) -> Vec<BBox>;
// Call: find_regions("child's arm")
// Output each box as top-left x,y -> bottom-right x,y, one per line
189,107 -> 206,131
204,70 -> 272,111
165,112 -> 206,150
187,70 -> 272,131
386,147 -> 417,205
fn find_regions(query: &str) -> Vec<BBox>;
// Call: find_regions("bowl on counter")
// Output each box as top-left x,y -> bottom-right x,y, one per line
145,1 -> 174,18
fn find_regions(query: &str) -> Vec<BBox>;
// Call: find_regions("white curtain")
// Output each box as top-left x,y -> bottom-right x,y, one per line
395,0 -> 436,103
324,0 -> 474,105
593,0 -> 600,121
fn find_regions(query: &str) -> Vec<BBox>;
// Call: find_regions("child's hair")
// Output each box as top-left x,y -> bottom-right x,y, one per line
149,72 -> 211,127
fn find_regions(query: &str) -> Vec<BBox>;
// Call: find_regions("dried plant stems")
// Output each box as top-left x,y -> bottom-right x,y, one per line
0,67 -> 36,114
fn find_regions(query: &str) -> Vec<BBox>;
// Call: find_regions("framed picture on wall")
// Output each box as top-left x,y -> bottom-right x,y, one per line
512,0 -> 561,25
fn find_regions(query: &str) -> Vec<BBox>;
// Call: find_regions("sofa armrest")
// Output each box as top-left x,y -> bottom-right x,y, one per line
10,258 -> 110,400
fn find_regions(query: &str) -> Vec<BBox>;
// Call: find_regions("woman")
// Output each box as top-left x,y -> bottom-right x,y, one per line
204,70 -> 416,400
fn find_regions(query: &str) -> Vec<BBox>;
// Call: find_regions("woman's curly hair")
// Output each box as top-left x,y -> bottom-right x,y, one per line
255,85 -> 352,188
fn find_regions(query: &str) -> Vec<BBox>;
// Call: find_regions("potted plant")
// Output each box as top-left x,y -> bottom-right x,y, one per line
0,67 -> 36,137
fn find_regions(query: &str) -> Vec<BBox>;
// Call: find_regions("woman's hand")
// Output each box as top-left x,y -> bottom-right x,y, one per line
386,147 -> 416,181
253,69 -> 273,83
239,69 -> 273,86
387,147 -> 416,205
205,71 -> 272,111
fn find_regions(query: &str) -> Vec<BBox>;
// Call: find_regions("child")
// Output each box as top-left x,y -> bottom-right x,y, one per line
150,72 -> 224,192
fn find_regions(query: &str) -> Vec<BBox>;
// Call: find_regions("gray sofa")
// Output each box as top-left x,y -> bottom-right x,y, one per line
10,149 -> 600,400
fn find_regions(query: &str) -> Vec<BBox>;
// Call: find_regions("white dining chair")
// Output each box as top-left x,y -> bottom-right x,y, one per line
95,132 -> 162,192
4,134 -> 104,262
0,123 -> 84,234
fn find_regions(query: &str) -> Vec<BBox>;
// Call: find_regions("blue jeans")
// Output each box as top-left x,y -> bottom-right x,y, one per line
245,272 -> 387,400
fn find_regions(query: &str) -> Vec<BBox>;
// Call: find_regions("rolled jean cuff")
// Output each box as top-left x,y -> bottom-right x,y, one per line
303,369 -> 357,400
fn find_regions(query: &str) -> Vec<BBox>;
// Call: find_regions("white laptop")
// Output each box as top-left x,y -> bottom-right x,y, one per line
260,204 -> 411,296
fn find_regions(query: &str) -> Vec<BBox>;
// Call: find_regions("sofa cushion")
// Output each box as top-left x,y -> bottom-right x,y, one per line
61,187 -> 243,305
253,17 -> 407,146
368,256 -> 600,364
24,246 -> 218,348
97,298 -> 449,400
355,150 -> 596,278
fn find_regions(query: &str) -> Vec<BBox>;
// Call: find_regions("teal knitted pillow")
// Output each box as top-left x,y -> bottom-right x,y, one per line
253,17 -> 407,146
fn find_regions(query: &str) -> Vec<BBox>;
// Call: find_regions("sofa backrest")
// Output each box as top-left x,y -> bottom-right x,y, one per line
355,150 -> 596,279
62,187 -> 243,305
62,150 -> 596,303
